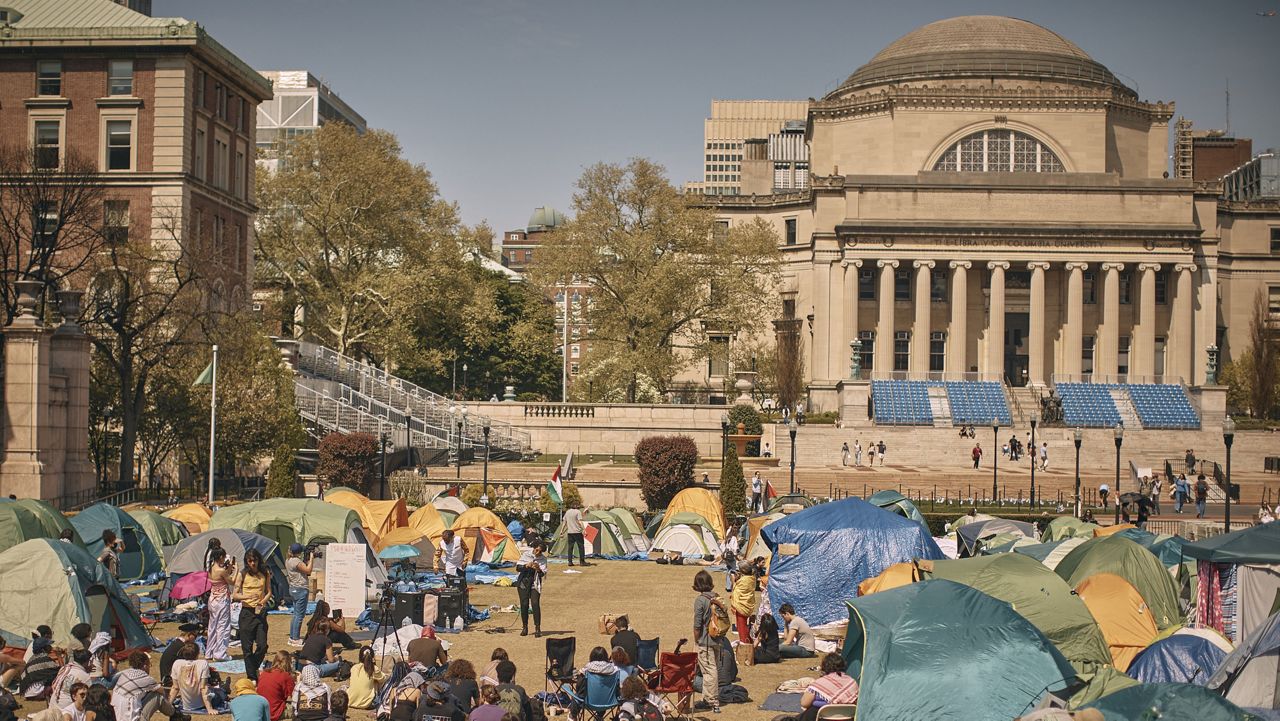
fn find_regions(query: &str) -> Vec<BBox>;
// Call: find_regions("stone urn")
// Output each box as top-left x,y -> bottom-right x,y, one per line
734,371 -> 758,406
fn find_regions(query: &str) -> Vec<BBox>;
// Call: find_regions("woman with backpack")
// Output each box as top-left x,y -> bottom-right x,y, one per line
692,570 -> 726,714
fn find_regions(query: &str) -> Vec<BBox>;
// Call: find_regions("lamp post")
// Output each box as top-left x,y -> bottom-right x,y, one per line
787,418 -> 798,494
1029,417 -> 1038,509
720,413 -> 730,462
462,362 -> 468,397
1113,423 -> 1124,524
1073,427 -> 1083,518
1223,416 -> 1235,533
992,420 -> 1000,504
481,421 -> 491,507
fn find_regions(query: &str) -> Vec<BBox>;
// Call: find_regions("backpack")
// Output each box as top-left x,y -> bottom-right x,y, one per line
707,595 -> 731,638
620,699 -> 663,721
496,685 -> 524,717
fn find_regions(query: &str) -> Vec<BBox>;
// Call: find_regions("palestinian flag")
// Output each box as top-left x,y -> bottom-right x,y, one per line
479,528 -> 509,564
766,478 -> 778,499
583,522 -> 600,556
546,452 -> 574,505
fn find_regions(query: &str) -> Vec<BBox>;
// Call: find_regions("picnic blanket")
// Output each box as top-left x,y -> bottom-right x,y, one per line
759,693 -> 803,713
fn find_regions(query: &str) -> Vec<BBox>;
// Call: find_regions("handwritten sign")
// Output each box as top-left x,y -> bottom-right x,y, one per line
324,543 -> 367,619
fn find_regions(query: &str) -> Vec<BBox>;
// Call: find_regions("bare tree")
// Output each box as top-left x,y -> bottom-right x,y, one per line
0,146 -> 107,323
1249,288 -> 1279,419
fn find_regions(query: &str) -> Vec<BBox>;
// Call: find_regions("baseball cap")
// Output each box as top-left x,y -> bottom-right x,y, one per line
290,543 -> 305,554
425,681 -> 450,703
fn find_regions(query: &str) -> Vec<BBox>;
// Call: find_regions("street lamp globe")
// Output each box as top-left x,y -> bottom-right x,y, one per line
787,419 -> 798,436
1073,427 -> 1084,446
1113,422 -> 1124,446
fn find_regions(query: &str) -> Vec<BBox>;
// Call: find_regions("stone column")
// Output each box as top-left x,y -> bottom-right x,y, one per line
51,290 -> 94,499
1133,263 -> 1161,378
1027,262 -> 1051,386
812,257 -> 831,381
828,259 -> 845,381
1063,262 -> 1088,376
842,259 -> 860,376
912,260 -> 934,374
876,259 -> 898,373
986,262 -> 1009,379
948,261 -> 971,375
0,280 -> 53,500
1169,263 -> 1196,383
1097,262 -> 1125,377
1194,264 -> 1218,386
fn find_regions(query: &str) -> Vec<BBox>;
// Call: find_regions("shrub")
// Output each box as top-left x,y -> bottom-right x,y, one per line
265,443 -> 298,499
635,434 -> 699,511
727,404 -> 764,456
316,432 -> 378,494
538,482 -> 583,513
803,411 -> 840,425
719,445 -> 747,516
461,483 -> 486,507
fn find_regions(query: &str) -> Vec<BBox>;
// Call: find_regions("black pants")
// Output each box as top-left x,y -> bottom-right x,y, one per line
567,533 -> 586,564
751,492 -> 761,512
517,584 -> 541,630
329,629 -> 358,650
238,606 -> 268,680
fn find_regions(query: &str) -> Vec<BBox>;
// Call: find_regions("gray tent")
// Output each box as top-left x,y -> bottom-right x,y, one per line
1207,609 -> 1280,713
162,529 -> 288,607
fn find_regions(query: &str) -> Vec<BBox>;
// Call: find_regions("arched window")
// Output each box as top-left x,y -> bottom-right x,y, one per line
932,129 -> 1065,173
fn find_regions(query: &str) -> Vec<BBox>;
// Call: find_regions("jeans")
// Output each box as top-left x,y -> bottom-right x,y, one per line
1196,499 -> 1207,517
778,644 -> 814,659
238,606 -> 269,681
289,587 -> 308,640
566,533 -> 586,564
1175,491 -> 1186,512
308,660 -> 341,678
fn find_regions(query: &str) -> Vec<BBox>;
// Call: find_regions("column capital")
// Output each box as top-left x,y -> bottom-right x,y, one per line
913,259 -> 935,269
1174,263 -> 1198,273
841,258 -> 863,269
949,260 -> 971,270
1100,262 -> 1125,272
1137,262 -> 1162,272
877,259 -> 899,269
986,261 -> 1010,271
1064,262 -> 1089,272
1026,261 -> 1051,272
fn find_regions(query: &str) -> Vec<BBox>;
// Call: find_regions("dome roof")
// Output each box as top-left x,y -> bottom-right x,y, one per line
527,206 -> 566,232
833,16 -> 1130,96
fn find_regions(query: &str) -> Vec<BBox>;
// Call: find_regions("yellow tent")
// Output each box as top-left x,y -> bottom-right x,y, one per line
377,527 -> 437,569
744,512 -> 785,561
450,507 -> 520,563
408,504 -> 448,540
858,561 -> 921,596
361,499 -> 409,538
163,503 -> 212,534
324,489 -> 368,516
1094,523 -> 1138,538
1075,572 -> 1158,671
661,488 -> 727,541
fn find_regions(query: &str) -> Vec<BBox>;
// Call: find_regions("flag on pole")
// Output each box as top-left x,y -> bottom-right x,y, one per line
547,452 -> 574,505
766,478 -> 778,499
193,362 -> 214,386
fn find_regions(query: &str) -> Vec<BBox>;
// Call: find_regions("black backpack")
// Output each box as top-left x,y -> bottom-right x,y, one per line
620,699 -> 662,721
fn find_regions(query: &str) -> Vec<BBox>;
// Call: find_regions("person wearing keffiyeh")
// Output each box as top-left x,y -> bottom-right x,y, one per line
290,666 -> 330,721
798,653 -> 859,721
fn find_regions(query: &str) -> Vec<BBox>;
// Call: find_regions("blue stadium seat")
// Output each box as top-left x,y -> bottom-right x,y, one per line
936,381 -> 1012,426
1056,383 -> 1122,428
1126,383 -> 1201,429
871,380 -> 934,426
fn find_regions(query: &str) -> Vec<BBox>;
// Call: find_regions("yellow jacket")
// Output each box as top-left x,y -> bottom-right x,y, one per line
730,574 -> 758,616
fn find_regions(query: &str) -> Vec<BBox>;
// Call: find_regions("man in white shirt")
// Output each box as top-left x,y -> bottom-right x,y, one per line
434,529 -> 470,579
750,472 -> 763,513
562,505 -> 590,567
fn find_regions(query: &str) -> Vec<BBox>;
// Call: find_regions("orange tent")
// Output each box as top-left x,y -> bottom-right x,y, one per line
450,507 -> 520,563
361,499 -> 409,538
1094,523 -> 1137,538
408,504 -> 448,540
1075,572 -> 1158,671
163,503 -> 212,534
858,561 -> 921,596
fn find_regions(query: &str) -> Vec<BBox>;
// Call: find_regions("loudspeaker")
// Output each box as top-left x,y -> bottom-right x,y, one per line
435,589 -> 466,627
392,591 -> 425,627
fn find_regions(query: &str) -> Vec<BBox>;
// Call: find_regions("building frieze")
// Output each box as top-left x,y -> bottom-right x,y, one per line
810,85 -> 1173,122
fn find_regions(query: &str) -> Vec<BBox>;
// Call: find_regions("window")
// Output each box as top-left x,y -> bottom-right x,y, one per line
215,83 -> 227,119
1270,286 -> 1280,318
930,332 -> 946,372
932,129 -> 1064,173
33,120 -> 59,169
1155,270 -> 1168,304
570,344 -> 580,359
1271,228 -> 1280,254
1119,270 -> 1132,305
1154,336 -> 1166,376
194,128 -> 206,180
785,218 -> 797,245
106,120 -> 131,170
858,268 -> 876,301
233,150 -> 245,198
1083,272 -> 1097,304
103,200 -> 129,245
858,330 -> 875,371
893,331 -> 911,371
782,298 -> 796,320
894,268 -> 910,301
36,60 -> 61,96
1118,336 -> 1131,375
713,220 -> 729,242
108,60 -> 133,96
708,336 -> 730,377
32,202 -> 57,248
194,69 -> 206,108
213,138 -> 228,189
931,269 -> 947,302
1082,335 -> 1095,375
570,363 -> 580,375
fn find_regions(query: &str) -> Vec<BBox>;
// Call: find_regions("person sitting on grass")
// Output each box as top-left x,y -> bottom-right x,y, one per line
753,613 -> 781,665
798,653 -> 859,721
20,637 -> 60,702
59,682 -> 90,721
492,662 -> 532,721
308,602 -> 357,652
47,650 -> 92,711
608,619 -> 640,669
443,660 -> 479,714
778,604 -> 816,659
322,690 -> 348,721
478,650 -> 507,688
405,628 -> 447,674
111,651 -> 189,721
170,642 -> 224,713
617,675 -> 665,721
290,666 -> 330,721
256,652 -> 296,721
159,625 -> 201,688
465,685 -> 506,721
346,647 -> 384,710
299,621 -> 342,678
414,681 -> 464,721
228,679 -> 270,721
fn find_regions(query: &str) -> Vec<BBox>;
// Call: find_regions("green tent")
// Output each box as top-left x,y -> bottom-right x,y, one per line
209,499 -> 362,547
1079,682 -> 1261,721
1115,528 -> 1188,569
1044,516 -> 1099,541
4,499 -> 84,546
1013,538 -> 1087,571
767,493 -> 814,513
866,490 -> 927,527
128,509 -> 188,554
843,579 -> 1077,720
70,503 -> 164,582
0,503 -> 46,554
650,511 -> 722,557
549,510 -> 629,557
0,538 -> 152,650
607,507 -> 651,552
1182,521 -> 1280,565
1054,535 -> 1182,629
979,531 -> 1039,555
920,553 -> 1113,672
1066,666 -> 1141,709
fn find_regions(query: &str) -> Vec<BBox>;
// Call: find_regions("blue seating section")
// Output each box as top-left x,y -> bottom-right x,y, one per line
871,380 -> 933,426
1127,384 -> 1201,429
939,381 -> 1012,426
1056,383 -> 1123,428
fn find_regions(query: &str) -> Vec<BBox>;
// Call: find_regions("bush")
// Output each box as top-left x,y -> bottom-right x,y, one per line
265,443 -> 298,499
538,482 -> 583,513
316,432 -> 378,494
461,484 -> 486,508
727,404 -> 764,456
635,435 -> 699,511
516,392 -> 544,402
803,411 -> 840,425
719,446 -> 747,516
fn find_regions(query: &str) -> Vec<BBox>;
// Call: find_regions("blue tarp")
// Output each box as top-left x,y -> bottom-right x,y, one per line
1127,635 -> 1226,685
762,498 -> 944,626
506,520 -> 525,541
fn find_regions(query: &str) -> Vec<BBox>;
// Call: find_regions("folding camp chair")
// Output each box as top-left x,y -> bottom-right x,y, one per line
545,636 -> 577,708
652,640 -> 698,717
564,670 -> 620,721
635,637 -> 660,671
816,704 -> 857,720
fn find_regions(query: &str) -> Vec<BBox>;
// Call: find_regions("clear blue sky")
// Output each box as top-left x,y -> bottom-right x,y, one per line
167,0 -> 1279,235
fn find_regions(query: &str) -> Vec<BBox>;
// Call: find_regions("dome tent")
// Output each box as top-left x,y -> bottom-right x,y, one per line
376,527 -> 436,570
1044,516 -> 1099,541
762,497 -> 943,626
6,499 -> 83,546
449,507 -> 519,563
650,512 -> 722,558
0,539 -> 151,651
606,507 -> 650,553
162,503 -> 212,534
660,488 -> 726,541
866,490 -> 926,527
407,504 -> 448,540
1079,682 -> 1258,721
550,510 -> 636,558
163,529 -> 288,607
1075,573 -> 1159,672
431,495 -> 468,516
128,509 -> 188,554
1127,634 -> 1227,685
1206,608 -> 1280,712
1054,535 -> 1181,630
0,502 -> 47,553
955,517 -> 1038,557
70,503 -> 163,582
1014,537 -> 1087,571
843,579 -> 1076,721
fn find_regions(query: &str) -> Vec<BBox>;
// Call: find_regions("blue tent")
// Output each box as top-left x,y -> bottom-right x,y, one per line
70,503 -> 163,582
1127,634 -> 1227,685
1079,682 -> 1260,721
762,498 -> 943,626
506,519 -> 525,541
1116,527 -> 1188,568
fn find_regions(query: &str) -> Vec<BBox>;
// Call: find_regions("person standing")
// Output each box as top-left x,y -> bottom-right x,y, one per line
867,444 -> 876,467
1195,475 -> 1209,518
729,566 -> 758,645
97,531 -> 123,580
840,442 -> 850,467
971,444 -> 983,469
562,504 -> 589,567
1039,442 -> 1049,471
435,529 -> 471,579
853,440 -> 862,467
877,440 -> 886,466
234,548 -> 272,682
515,538 -> 547,637
1150,475 -> 1163,515
690,571 -> 721,714
1185,449 -> 1197,475
286,544 -> 313,648
206,548 -> 235,662
721,528 -> 739,593
1174,474 -> 1190,514
750,472 -> 763,513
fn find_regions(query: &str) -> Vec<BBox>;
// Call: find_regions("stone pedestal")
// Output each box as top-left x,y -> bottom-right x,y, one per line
1,280 -> 56,499
838,379 -> 872,427
51,290 -> 93,499
733,371 -> 757,406
1190,385 -> 1228,428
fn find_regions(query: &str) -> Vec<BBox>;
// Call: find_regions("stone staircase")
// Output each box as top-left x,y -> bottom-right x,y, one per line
928,386 -> 951,427
1110,387 -> 1143,430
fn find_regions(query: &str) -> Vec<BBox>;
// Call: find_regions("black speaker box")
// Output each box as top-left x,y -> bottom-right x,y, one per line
392,591 -> 425,627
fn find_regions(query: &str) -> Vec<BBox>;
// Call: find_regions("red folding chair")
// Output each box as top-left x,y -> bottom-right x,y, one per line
651,639 -> 698,718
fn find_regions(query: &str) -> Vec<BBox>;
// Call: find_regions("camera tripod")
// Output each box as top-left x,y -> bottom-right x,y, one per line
370,587 -> 406,666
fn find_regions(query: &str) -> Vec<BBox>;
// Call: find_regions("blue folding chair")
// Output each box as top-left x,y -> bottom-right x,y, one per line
635,637 -> 660,671
565,671 -> 620,720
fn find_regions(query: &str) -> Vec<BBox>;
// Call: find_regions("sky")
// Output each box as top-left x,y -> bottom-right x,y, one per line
166,0 -> 1280,235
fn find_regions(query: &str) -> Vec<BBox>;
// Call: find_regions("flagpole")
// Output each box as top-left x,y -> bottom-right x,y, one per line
207,344 -> 218,505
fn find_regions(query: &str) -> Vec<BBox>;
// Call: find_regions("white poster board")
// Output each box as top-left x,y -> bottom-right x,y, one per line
323,543 -> 367,619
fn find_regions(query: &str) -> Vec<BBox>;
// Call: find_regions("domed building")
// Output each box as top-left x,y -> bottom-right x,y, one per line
700,16 -> 1279,423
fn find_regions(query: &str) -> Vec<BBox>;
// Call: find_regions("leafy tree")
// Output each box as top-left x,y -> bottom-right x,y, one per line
316,432 -> 378,494
719,445 -> 747,516
265,444 -> 298,499
539,482 -> 583,513
727,403 -> 764,456
635,434 -> 699,510
531,158 -> 781,401
1247,289 -> 1279,419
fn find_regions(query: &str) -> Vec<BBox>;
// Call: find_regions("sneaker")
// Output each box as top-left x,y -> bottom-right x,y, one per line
287,639 -> 303,647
